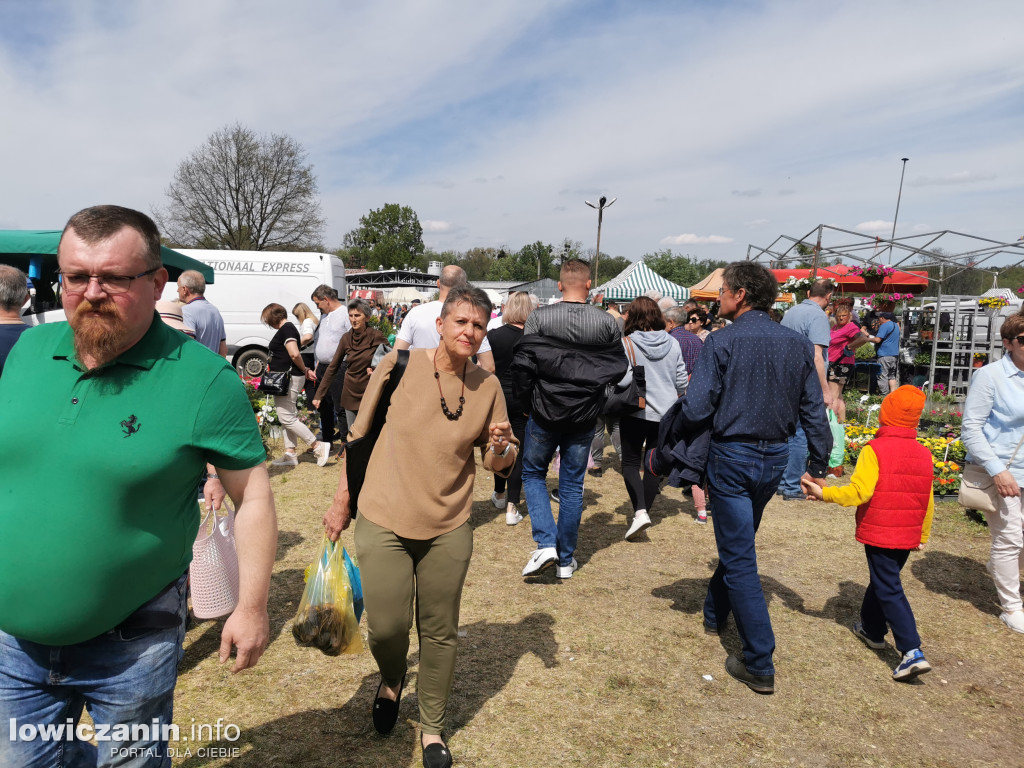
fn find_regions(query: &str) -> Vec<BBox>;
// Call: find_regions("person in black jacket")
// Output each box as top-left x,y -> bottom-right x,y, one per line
511,260 -> 626,580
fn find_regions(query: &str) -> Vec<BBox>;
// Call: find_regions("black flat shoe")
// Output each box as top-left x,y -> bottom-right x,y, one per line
421,736 -> 453,768
372,673 -> 406,735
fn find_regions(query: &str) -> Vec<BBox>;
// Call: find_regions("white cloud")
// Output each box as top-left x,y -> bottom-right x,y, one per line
660,234 -> 734,245
855,221 -> 894,234
422,220 -> 452,233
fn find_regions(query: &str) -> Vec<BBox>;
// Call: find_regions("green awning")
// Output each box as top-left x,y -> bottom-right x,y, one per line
593,260 -> 690,301
0,230 -> 214,283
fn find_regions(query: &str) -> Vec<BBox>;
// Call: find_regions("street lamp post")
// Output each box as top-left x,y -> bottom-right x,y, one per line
585,195 -> 616,286
888,157 -> 909,264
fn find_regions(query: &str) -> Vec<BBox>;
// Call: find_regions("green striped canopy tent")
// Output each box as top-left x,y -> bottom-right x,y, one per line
593,260 -> 690,302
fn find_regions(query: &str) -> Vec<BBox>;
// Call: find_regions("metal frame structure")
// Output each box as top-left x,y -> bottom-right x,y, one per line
746,225 -> 1024,401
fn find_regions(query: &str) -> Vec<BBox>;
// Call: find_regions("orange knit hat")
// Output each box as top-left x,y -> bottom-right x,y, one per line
879,385 -> 926,428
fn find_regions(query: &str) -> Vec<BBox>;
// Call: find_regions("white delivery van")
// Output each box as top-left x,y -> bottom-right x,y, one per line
164,249 -> 347,377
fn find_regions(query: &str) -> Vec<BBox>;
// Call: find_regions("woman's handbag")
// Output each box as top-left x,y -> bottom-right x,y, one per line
344,350 -> 409,515
958,434 -> 1024,514
258,369 -> 289,395
189,501 -> 240,619
603,337 -> 646,417
370,342 -> 391,369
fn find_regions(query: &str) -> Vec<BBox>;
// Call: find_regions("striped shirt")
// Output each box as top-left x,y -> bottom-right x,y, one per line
523,301 -> 621,345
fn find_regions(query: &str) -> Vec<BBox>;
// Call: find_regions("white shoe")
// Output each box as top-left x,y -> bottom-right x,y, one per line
271,453 -> 298,467
490,492 -> 506,509
624,510 -> 652,541
314,442 -> 331,467
1000,611 -> 1024,634
556,558 -> 578,579
506,505 -> 523,526
522,547 -> 557,576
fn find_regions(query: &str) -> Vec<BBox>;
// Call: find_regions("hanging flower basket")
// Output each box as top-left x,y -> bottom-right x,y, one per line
850,264 -> 896,293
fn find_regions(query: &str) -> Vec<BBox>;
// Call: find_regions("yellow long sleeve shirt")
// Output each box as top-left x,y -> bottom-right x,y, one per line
821,445 -> 934,545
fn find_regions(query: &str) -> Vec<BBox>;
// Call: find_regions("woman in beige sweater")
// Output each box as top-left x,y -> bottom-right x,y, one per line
324,286 -> 516,768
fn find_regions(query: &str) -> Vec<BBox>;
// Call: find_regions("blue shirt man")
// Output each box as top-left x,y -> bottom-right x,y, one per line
869,313 -> 901,394
672,262 -> 830,694
177,269 -> 228,356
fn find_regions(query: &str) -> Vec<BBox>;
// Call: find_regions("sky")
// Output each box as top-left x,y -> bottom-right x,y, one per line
1,0 -> 1022,265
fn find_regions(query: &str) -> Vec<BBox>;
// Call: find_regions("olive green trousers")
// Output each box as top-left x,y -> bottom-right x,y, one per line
354,516 -> 473,735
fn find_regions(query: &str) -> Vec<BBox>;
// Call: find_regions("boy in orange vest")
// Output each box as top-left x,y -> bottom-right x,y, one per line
802,385 -> 934,682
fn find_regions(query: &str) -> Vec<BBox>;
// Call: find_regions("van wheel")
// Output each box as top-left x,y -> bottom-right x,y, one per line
235,349 -> 269,378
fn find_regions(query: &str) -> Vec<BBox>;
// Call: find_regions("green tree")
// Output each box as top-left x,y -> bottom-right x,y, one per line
155,123 -> 325,251
592,254 -> 631,285
343,204 -> 425,270
487,241 -> 555,282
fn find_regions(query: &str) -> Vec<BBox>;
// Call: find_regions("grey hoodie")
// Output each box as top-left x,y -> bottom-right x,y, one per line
618,330 -> 688,421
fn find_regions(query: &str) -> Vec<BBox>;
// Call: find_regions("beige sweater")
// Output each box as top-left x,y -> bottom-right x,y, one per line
350,349 -> 512,539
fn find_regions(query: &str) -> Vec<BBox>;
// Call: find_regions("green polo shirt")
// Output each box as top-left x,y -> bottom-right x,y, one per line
0,314 -> 266,645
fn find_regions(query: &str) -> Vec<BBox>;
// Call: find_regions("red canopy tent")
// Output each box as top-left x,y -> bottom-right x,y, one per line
772,265 -> 928,294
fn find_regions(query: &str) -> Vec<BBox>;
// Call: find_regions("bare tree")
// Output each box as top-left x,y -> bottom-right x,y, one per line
155,124 -> 325,250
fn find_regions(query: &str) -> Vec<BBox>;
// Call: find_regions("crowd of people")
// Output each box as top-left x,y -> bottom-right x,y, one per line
0,206 -> 1021,768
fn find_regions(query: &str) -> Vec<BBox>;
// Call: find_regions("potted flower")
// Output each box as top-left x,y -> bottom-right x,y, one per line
780,276 -> 834,297
850,264 -> 896,292
973,352 -> 988,368
978,295 -> 1009,317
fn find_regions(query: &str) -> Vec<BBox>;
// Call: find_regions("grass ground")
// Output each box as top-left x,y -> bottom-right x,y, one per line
171,449 -> 1024,768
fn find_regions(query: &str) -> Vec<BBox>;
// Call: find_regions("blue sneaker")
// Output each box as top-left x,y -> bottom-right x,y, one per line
892,649 -> 931,681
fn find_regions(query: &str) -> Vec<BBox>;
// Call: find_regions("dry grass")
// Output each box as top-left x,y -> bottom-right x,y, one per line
171,449 -> 1024,767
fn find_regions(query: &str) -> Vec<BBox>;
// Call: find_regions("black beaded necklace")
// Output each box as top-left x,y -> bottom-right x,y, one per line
434,357 -> 467,421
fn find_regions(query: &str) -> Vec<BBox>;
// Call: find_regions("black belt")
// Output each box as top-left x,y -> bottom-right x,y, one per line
114,573 -> 186,632
717,437 -> 787,446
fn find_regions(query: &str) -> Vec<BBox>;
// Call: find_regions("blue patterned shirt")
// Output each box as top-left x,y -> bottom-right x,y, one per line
679,309 -> 832,476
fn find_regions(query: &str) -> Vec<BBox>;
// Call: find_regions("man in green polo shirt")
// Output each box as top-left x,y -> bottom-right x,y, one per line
0,205 -> 276,767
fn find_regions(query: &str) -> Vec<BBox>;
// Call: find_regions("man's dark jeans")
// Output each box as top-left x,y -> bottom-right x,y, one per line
703,439 -> 789,676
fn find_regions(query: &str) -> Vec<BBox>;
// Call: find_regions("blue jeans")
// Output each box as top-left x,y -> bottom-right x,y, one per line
703,440 -> 789,676
777,424 -> 806,497
861,545 -> 920,654
521,417 -> 592,567
0,574 -> 188,768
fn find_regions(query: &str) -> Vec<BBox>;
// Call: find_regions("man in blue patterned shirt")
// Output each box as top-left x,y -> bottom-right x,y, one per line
675,262 -> 831,694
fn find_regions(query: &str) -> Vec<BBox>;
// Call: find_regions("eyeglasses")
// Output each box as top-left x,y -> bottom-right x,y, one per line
58,267 -> 159,295
686,317 -> 700,324
1015,335 -> 1024,345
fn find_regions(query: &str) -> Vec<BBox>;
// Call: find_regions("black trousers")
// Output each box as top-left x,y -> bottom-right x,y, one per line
493,410 -> 528,505
314,362 -> 347,443
620,417 -> 661,513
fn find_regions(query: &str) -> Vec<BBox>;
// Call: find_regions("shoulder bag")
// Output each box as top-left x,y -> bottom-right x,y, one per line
603,337 -> 646,417
343,349 -> 409,515
258,369 -> 289,395
958,433 -> 1024,514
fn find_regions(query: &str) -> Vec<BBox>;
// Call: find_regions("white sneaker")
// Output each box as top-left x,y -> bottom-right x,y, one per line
314,442 -> 331,467
505,505 -> 523,526
624,510 -> 652,541
271,453 -> 298,467
522,547 -> 557,576
1000,611 -> 1024,634
490,492 -> 506,509
556,558 -> 578,579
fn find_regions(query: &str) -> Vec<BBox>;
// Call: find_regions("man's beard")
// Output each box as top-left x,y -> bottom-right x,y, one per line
69,298 -> 132,365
